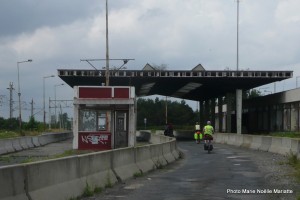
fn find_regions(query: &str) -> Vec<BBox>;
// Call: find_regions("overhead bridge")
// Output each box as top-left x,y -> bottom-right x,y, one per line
57,69 -> 292,101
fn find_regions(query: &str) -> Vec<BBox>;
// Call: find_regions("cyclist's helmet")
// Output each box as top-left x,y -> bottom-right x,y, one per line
207,121 -> 211,125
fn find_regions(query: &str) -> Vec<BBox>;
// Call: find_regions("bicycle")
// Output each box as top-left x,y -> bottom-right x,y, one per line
203,134 -> 213,154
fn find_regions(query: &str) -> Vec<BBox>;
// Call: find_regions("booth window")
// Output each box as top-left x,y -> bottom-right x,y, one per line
79,109 -> 111,132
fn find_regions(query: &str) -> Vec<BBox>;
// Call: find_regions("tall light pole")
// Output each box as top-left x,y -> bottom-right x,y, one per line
17,59 -> 32,135
43,75 -> 55,130
105,0 -> 110,86
54,83 -> 64,129
236,0 -> 240,71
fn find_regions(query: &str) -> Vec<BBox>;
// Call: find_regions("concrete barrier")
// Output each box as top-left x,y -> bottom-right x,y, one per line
0,132 -> 180,200
0,140 -> 8,155
150,133 -> 163,144
279,138 -> 292,155
112,147 -> 141,182
222,134 -> 229,144
269,137 -> 282,154
19,137 -> 29,149
291,139 -> 300,157
38,134 -> 55,146
214,133 -> 300,159
0,132 -> 73,155
216,133 -> 225,144
135,145 -> 156,173
259,136 -> 272,151
228,134 -> 237,146
26,157 -> 84,200
162,142 -> 176,164
241,135 -> 252,148
150,144 -> 168,168
235,134 -> 243,147
27,137 -> 34,148
0,165 -> 27,200
31,136 -> 40,147
249,136 -> 262,150
78,151 -> 118,189
170,140 -> 180,159
11,139 -> 22,152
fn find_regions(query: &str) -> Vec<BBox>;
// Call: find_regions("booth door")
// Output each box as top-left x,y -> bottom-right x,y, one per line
115,111 -> 128,148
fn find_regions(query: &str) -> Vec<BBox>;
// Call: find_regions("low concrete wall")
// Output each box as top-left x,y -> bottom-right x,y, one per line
214,133 -> 300,159
135,145 -> 156,173
0,132 -> 73,155
26,157 -> 83,200
0,133 -> 179,200
0,165 -> 27,200
112,147 -> 141,181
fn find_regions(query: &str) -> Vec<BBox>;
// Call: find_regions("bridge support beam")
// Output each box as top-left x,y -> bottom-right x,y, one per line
226,92 -> 233,133
218,96 -> 223,132
236,89 -> 242,134
211,98 -> 216,129
199,100 -> 204,129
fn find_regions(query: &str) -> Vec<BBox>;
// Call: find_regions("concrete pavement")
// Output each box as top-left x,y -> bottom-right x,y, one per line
0,139 -> 73,166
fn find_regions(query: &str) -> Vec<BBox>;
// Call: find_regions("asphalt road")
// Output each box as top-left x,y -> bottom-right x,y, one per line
82,140 -> 297,200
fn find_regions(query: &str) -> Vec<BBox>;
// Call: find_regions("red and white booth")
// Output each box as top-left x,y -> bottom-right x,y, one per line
72,86 -> 136,150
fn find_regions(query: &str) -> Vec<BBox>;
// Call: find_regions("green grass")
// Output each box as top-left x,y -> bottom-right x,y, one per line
133,171 -> 144,178
0,156 -> 11,162
286,153 -> 300,182
0,129 -> 68,139
286,153 -> 300,200
82,182 -> 94,197
0,131 -> 20,139
269,132 -> 300,138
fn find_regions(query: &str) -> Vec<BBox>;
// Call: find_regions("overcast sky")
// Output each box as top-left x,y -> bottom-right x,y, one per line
0,0 -> 300,121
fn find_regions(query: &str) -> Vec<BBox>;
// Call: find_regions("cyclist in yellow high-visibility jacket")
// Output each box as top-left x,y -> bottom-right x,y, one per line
203,121 -> 214,150
203,121 -> 214,141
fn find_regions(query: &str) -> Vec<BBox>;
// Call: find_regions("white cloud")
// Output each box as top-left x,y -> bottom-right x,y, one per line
0,0 -> 300,120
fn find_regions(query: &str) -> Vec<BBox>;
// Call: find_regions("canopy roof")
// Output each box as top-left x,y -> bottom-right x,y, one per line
58,68 -> 292,101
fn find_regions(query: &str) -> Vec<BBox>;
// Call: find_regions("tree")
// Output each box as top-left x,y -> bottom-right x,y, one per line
137,97 -> 196,129
245,89 -> 262,99
26,116 -> 38,130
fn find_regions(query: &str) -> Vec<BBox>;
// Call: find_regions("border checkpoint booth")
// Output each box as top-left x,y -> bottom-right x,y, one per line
72,86 -> 136,150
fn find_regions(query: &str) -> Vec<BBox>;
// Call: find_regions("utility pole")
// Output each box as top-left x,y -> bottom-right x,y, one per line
30,99 -> 34,118
7,82 -> 14,119
236,0 -> 240,71
105,0 -> 110,86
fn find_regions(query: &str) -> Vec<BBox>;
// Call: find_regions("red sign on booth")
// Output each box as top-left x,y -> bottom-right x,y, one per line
78,132 -> 111,150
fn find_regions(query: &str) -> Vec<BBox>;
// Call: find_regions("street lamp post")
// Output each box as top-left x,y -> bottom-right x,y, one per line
236,0 -> 240,71
43,75 -> 55,130
105,0 -> 110,86
54,83 -> 64,129
17,59 -> 32,135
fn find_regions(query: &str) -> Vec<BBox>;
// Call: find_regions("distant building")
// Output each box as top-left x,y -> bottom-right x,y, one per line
215,88 -> 300,133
